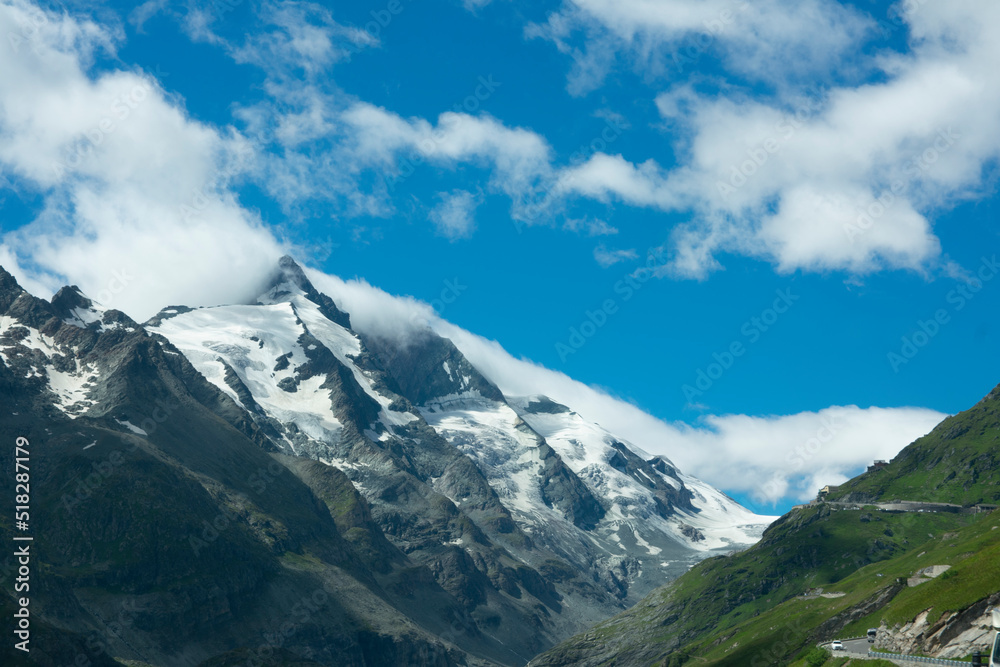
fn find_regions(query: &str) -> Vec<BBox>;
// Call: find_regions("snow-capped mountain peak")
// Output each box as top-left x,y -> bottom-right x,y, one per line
0,257 -> 775,659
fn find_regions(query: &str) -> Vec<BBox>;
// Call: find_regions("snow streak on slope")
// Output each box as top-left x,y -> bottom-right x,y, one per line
0,315 -> 100,418
509,397 -> 775,549
419,389 -> 774,606
677,473 -> 774,545
420,391 -> 704,589
150,302 -> 345,451
150,282 -> 419,455
258,282 -> 419,429
148,262 -> 774,606
420,392 -> 561,519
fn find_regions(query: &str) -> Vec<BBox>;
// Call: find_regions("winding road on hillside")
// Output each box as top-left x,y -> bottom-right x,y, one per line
822,638 -> 910,664
840,638 -> 876,655
825,637 -> 978,665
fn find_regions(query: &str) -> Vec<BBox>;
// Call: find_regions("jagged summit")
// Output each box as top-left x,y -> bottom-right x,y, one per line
0,264 -> 27,312
50,284 -> 92,314
258,255 -> 352,329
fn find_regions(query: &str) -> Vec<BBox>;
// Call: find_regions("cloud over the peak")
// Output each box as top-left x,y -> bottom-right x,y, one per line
0,0 -> 285,319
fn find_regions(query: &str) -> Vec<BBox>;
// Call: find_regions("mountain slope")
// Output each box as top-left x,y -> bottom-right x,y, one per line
0,257 -> 773,666
827,385 -> 1000,506
147,258 -> 773,613
528,384 -> 1000,667
0,267 -> 515,666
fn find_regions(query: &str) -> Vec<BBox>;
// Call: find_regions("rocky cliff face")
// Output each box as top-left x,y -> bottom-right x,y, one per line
875,592 -> 1000,659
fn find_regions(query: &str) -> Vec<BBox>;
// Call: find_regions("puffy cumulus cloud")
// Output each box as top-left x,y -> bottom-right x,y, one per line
0,0 -> 286,320
339,102 -> 552,201
0,0 -> 554,312
528,0 -> 872,94
429,189 -> 482,240
302,267 -> 947,510
556,3 -> 1000,279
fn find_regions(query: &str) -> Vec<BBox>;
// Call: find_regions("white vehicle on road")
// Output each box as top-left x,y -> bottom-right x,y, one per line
831,640 -> 844,651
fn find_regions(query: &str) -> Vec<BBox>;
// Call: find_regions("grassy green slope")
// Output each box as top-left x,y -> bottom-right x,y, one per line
828,384 -> 1000,506
694,508 -> 1000,667
530,505 -> 988,666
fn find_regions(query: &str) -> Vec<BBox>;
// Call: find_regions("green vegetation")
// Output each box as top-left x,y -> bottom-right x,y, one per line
534,505 -> 997,666
828,387 -> 1000,506
686,508 -> 999,665
790,653 -> 896,667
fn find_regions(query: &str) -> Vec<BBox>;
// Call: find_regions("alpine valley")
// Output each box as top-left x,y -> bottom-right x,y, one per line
0,256 -> 775,667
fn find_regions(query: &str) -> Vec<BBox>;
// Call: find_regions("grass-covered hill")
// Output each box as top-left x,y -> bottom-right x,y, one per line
827,384 -> 1000,507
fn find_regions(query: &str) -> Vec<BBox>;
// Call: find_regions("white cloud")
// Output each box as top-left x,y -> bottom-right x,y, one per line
528,0 -> 873,94
0,0 -> 286,320
229,2 -> 376,78
555,3 -> 1000,279
306,269 -> 440,347
564,218 -> 618,236
673,407 -> 946,506
593,244 -> 637,267
435,324 -> 946,510
305,267 -> 947,510
429,189 -> 481,240
339,102 -> 552,198
127,0 -> 167,33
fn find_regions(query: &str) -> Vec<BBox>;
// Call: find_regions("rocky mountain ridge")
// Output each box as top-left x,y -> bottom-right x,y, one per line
0,257 -> 773,666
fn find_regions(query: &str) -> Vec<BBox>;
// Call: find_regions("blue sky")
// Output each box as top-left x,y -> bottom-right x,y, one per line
2,0 -> 999,513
